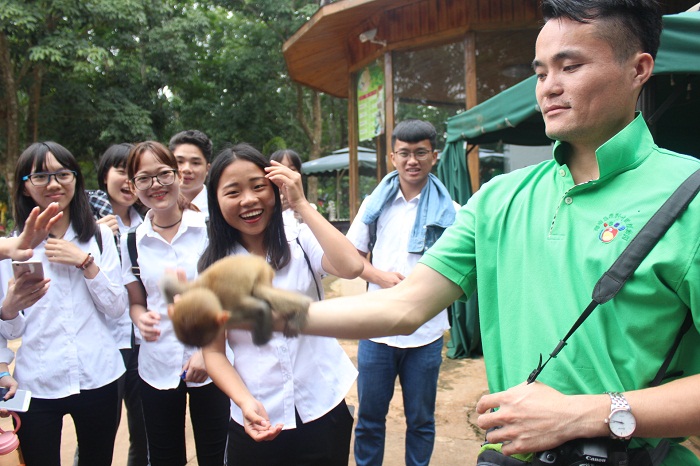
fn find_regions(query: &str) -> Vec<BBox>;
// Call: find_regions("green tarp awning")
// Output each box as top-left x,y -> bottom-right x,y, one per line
442,11 -> 700,151
653,11 -> 700,74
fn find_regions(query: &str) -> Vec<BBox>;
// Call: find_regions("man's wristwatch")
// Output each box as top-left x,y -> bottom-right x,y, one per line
604,392 -> 636,440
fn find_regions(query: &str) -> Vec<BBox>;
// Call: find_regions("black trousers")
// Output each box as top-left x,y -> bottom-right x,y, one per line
17,380 -> 120,466
118,345 -> 149,466
140,378 -> 230,466
227,399 -> 354,466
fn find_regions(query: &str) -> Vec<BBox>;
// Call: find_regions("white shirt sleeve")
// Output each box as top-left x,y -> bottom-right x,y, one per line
85,225 -> 127,318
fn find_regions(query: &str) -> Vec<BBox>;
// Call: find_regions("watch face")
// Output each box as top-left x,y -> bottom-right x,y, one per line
609,409 -> 636,438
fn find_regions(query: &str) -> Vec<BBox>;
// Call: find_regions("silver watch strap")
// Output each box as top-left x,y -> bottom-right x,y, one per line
607,392 -> 630,411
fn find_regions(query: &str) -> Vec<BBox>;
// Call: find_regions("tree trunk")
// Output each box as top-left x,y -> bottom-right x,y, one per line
0,31 -> 21,175
27,65 -> 44,143
295,85 -> 324,205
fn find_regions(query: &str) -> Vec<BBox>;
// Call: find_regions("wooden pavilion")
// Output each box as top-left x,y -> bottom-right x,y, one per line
283,0 -> 695,217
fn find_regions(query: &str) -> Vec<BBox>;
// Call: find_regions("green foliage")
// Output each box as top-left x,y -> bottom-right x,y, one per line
1,0 -> 348,216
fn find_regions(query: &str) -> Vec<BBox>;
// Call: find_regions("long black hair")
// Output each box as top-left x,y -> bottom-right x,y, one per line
14,141 -> 97,243
198,143 -> 290,273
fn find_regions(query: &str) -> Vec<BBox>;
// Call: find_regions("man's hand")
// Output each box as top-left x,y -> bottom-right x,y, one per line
476,382 -> 596,456
240,398 -> 283,442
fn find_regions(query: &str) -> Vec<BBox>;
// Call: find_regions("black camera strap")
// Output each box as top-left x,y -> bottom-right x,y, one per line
527,168 -> 700,384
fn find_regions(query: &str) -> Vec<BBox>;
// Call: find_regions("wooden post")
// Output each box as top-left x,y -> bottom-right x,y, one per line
383,51 -> 395,176
465,32 -> 480,193
348,72 -> 360,220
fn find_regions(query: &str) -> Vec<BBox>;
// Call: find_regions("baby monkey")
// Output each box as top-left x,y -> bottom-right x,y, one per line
162,255 -> 312,347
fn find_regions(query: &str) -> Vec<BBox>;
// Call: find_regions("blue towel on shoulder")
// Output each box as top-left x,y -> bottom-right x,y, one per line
361,171 -> 456,254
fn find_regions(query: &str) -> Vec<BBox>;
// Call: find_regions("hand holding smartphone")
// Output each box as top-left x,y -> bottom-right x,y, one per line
11,260 -> 44,283
0,389 -> 31,412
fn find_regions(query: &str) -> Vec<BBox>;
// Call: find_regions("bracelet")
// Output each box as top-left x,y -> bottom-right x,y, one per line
0,372 -> 11,379
76,253 -> 94,270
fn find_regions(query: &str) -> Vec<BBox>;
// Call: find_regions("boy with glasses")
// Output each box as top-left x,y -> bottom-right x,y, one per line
345,119 -> 458,466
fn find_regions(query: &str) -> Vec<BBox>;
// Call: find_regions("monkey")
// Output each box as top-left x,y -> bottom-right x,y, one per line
161,255 -> 312,347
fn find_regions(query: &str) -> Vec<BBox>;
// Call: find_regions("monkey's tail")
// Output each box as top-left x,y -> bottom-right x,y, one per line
160,273 -> 186,304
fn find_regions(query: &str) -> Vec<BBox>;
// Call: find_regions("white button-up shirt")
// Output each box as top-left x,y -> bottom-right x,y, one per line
346,192 -> 452,348
0,224 -> 126,398
121,209 -> 211,390
107,207 -> 143,349
226,225 -> 357,428
0,336 -> 13,365
190,185 -> 208,218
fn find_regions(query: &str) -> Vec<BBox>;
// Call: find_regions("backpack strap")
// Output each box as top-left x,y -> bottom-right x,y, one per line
367,219 -> 378,264
94,228 -> 103,254
127,228 -> 146,296
296,237 -> 321,301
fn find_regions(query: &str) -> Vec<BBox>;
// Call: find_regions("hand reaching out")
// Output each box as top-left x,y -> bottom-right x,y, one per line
240,398 -> 283,442
2,203 -> 62,261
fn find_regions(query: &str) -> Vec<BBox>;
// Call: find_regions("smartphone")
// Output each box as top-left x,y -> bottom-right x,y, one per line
0,389 -> 31,412
11,260 -> 44,283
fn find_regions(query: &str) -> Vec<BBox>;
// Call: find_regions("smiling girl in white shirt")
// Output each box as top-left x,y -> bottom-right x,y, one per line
200,143 -> 363,466
0,141 -> 126,466
122,141 -> 229,466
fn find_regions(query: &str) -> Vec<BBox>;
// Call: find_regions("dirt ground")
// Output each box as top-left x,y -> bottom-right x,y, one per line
4,277 -> 698,465
328,277 -> 489,466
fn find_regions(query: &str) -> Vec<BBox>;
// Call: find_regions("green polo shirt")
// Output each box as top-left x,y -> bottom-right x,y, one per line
422,114 -> 700,463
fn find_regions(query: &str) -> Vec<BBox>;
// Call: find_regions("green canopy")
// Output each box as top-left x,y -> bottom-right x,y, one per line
443,75 -> 545,147
437,10 -> 700,360
442,11 -> 700,152
301,147 -> 377,177
653,11 -> 700,74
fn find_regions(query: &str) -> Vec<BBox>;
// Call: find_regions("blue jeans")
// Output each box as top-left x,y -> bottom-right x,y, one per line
354,337 -> 444,466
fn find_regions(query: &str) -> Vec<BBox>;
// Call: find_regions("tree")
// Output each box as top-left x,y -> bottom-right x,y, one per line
169,0 -> 347,202
0,0 -> 347,224
0,0 -> 211,194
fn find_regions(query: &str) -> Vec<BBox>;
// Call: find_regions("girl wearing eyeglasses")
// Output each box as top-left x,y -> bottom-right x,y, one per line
122,141 -> 229,466
0,141 -> 126,466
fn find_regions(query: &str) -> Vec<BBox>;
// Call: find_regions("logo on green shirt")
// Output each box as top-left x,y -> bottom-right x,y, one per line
594,214 -> 633,243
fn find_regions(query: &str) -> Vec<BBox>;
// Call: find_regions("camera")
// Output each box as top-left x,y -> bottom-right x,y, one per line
532,438 -> 629,466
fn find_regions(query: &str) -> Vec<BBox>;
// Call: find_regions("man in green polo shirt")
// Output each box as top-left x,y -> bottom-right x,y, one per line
276,0 -> 700,464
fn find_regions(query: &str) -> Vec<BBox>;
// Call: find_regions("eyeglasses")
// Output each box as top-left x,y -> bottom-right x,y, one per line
22,170 -> 77,186
395,149 -> 433,160
130,169 -> 178,191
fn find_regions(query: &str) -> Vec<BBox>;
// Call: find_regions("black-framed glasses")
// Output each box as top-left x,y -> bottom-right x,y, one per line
22,170 -> 77,186
395,149 -> 433,160
131,169 -> 178,191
